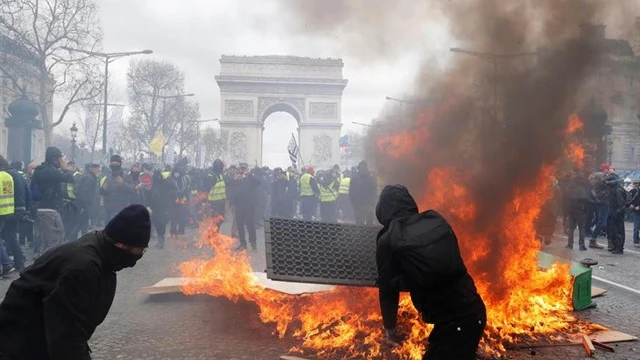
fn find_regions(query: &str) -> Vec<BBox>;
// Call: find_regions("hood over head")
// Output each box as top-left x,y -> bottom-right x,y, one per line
212,159 -> 224,174
375,184 -> 419,227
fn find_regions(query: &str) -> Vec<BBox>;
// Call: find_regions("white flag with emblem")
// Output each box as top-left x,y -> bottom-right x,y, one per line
287,133 -> 298,169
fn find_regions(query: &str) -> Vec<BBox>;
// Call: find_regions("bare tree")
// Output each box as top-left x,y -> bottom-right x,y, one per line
201,128 -> 228,167
0,0 -> 103,145
127,58 -> 195,161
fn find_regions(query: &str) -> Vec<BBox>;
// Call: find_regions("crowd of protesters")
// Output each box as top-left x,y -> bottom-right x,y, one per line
0,146 -> 380,275
538,163 -> 638,254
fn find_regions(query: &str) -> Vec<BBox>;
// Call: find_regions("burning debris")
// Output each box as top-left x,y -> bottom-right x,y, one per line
178,1 -> 638,359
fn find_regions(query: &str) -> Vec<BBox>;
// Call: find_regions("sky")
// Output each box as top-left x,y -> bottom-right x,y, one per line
81,0 -> 449,167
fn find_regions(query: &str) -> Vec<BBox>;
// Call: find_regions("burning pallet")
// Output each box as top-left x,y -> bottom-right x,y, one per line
264,218 -> 597,310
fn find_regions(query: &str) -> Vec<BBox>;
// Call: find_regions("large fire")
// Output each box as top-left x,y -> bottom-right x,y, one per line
180,113 -> 600,359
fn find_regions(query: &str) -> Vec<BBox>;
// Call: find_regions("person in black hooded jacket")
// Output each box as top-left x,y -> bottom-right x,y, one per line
375,185 -> 486,360
0,204 -> 151,360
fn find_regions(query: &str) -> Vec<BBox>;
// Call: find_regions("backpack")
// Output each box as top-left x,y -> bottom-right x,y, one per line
389,210 -> 467,290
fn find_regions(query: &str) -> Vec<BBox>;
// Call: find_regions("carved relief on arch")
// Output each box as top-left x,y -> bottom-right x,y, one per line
229,131 -> 248,163
312,134 -> 333,165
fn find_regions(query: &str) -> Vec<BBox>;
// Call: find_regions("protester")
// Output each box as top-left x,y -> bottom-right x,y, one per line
74,163 -> 101,236
30,147 -> 74,255
270,167 -> 289,218
606,173 -> 627,254
0,155 -> 30,272
350,160 -> 377,226
150,169 -> 176,249
100,155 -> 136,223
169,158 -> 191,237
375,185 -> 486,360
0,204 -> 150,360
299,166 -> 319,221
205,159 -> 227,230
230,163 -> 260,251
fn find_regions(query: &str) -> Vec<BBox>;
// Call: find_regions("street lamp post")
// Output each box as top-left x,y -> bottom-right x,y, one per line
70,122 -> 78,161
449,47 -> 537,128
61,47 -> 153,156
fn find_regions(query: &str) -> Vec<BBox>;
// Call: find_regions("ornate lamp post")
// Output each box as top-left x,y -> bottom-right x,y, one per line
70,122 -> 78,161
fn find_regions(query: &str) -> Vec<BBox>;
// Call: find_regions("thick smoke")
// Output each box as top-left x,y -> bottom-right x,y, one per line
275,0 -> 635,296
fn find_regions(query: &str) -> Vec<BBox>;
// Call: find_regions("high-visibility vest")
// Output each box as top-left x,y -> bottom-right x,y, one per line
162,171 -> 171,180
0,171 -> 15,216
66,171 -> 80,199
299,173 -> 314,196
99,175 -> 107,188
339,177 -> 351,195
208,174 -> 226,201
319,183 -> 338,202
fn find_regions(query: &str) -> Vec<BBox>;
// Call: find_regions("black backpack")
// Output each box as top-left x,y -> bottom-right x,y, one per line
388,210 -> 467,290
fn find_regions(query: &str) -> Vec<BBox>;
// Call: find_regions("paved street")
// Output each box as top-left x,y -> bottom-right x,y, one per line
0,221 -> 638,360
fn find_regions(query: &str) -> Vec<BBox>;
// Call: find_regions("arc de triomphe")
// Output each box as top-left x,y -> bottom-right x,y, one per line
215,55 -> 348,168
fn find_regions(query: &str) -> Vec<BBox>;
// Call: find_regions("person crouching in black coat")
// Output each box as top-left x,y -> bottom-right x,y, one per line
375,185 -> 486,360
0,205 -> 151,360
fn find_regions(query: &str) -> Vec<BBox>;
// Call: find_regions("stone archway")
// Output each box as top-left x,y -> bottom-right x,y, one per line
215,55 -> 347,168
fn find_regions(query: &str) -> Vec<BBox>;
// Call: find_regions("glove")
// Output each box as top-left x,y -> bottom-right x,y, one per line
384,328 -> 405,346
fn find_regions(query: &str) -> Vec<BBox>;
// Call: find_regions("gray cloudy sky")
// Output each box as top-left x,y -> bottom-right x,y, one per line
83,0 -> 449,167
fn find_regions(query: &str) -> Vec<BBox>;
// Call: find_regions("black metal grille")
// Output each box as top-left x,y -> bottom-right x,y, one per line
265,218 -> 381,286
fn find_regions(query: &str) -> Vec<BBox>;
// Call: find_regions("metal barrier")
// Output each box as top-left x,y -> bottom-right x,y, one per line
265,218 -> 381,286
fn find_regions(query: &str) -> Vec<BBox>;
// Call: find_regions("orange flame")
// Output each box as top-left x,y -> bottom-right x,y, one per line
566,113 -> 584,135
566,141 -> 586,170
180,113 -> 602,359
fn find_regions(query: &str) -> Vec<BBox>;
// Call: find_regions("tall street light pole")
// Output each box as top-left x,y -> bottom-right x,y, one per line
61,47 -> 153,156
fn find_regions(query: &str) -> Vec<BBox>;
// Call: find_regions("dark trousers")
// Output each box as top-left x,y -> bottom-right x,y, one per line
591,203 -> 609,240
61,203 -> 79,242
633,211 -> 640,243
354,205 -> 374,226
153,213 -> 170,244
320,201 -> 338,223
171,204 -> 188,235
210,200 -> 226,230
300,196 -> 317,221
423,311 -> 486,360
584,203 -> 595,237
76,207 -> 90,236
607,213 -> 625,251
566,213 -> 585,246
1,214 -> 24,270
235,205 -> 256,249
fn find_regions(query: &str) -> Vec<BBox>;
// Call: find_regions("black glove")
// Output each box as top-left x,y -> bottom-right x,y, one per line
384,328 -> 405,346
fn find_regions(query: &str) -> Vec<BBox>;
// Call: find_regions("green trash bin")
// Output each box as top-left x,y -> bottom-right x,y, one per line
537,252 -> 593,311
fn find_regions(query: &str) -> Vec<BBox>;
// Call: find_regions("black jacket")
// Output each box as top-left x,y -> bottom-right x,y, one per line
230,173 -> 260,210
349,168 -> 377,208
0,232 -> 118,360
608,183 -> 627,216
375,185 -> 485,329
100,172 -> 136,212
75,173 -> 98,210
31,162 -> 75,211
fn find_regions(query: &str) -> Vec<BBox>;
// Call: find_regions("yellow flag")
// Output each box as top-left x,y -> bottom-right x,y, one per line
149,131 -> 165,156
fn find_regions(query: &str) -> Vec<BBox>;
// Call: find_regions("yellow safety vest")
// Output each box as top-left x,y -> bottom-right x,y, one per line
339,177 -> 351,195
162,171 -> 171,180
66,171 -> 80,199
319,183 -> 338,202
299,173 -> 314,196
208,174 -> 226,201
0,171 -> 15,216
99,175 -> 107,188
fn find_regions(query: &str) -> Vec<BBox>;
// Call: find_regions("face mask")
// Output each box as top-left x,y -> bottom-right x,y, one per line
111,246 -> 143,271
110,165 -> 122,172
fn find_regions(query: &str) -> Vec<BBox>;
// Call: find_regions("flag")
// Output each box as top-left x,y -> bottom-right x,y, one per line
149,131 -> 165,156
287,133 -> 298,169
339,135 -> 349,148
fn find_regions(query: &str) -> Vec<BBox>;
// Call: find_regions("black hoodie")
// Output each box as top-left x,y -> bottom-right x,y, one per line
375,185 -> 485,329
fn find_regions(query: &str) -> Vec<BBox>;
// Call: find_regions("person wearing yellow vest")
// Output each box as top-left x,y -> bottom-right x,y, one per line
338,171 -> 354,222
318,171 -> 339,223
2,156 -> 31,272
299,167 -> 320,221
205,159 -> 227,230
0,155 -> 17,275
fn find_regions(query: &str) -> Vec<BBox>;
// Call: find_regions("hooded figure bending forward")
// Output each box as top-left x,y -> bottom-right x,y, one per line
375,185 -> 486,360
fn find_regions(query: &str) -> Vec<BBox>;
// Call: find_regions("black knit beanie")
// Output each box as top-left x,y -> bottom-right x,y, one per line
104,205 -> 151,248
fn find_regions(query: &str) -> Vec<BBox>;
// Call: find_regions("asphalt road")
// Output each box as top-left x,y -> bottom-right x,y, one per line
0,221 -> 638,360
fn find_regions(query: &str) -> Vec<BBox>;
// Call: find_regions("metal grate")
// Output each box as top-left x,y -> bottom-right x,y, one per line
265,218 -> 381,286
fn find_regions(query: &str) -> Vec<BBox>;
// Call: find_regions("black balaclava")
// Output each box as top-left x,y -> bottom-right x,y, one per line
104,205 -> 151,271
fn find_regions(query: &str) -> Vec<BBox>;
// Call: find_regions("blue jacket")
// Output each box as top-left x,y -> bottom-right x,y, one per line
6,169 -> 31,211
